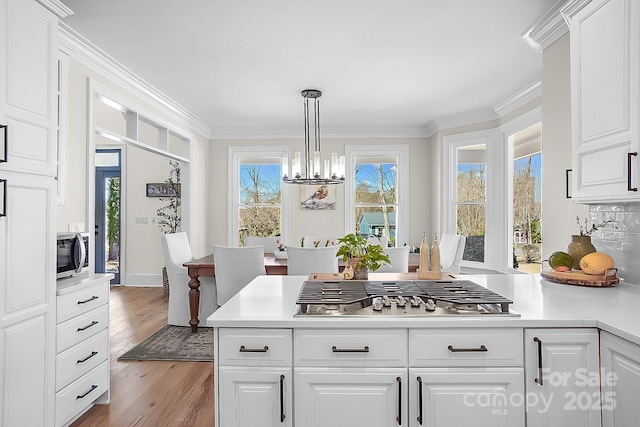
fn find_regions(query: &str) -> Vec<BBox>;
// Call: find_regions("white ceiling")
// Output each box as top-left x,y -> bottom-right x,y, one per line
59,0 -> 557,139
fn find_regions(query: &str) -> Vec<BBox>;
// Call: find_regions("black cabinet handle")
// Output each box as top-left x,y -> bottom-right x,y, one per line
76,384 -> 98,399
565,169 -> 572,198
0,124 -> 7,163
77,321 -> 99,332
628,152 -> 638,192
447,345 -> 487,352
279,374 -> 286,423
77,296 -> 99,304
77,351 -> 98,364
417,376 -> 423,425
239,345 -> 268,353
396,376 -> 402,425
534,336 -> 543,385
0,179 -> 6,218
332,345 -> 370,353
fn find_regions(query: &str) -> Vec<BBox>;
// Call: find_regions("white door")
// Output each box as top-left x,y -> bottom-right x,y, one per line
600,331 -> 640,427
218,367 -> 292,427
410,368 -> 524,427
524,329 -> 601,427
295,368 -> 407,427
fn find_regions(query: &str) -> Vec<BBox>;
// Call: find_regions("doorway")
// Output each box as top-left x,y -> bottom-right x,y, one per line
95,149 -> 121,284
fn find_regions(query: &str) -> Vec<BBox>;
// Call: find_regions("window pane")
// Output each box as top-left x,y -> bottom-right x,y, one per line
456,204 -> 485,262
355,208 -> 397,245
456,145 -> 486,203
239,164 -> 281,205
354,163 -> 397,204
239,206 -> 281,238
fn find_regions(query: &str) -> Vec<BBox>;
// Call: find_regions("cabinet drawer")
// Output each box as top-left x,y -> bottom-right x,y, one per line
219,328 -> 292,366
56,329 -> 108,391
57,282 -> 108,323
294,329 -> 407,367
57,304 -> 108,352
56,362 -> 109,427
410,328 -> 523,367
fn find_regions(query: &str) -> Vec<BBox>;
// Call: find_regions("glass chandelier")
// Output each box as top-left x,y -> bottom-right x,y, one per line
282,89 -> 345,184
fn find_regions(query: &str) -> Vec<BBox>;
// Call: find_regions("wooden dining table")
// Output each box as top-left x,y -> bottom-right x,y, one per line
183,252 -> 420,332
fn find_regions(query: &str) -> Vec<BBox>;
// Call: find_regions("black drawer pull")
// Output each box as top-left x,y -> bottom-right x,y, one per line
76,384 -> 98,399
77,321 -> 99,332
332,345 -> 370,353
447,345 -> 487,352
534,336 -> 543,385
77,351 -> 98,364
77,296 -> 99,304
279,374 -> 286,423
417,376 -> 423,425
396,376 -> 402,425
239,345 -> 269,353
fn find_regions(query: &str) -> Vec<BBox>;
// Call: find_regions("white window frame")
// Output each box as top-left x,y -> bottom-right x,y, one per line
442,129 -> 505,271
229,146 -> 290,247
344,145 -> 410,246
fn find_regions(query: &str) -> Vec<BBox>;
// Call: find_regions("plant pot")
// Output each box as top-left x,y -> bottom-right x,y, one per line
567,235 -> 596,270
348,257 -> 368,280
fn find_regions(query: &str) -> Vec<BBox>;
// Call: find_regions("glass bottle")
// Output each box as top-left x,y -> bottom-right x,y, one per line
431,234 -> 441,272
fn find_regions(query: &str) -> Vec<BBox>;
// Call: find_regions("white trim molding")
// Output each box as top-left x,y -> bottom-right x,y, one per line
522,0 -> 570,51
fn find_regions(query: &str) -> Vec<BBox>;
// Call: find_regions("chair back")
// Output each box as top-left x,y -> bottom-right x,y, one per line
213,245 -> 266,306
244,236 -> 279,253
439,233 -> 466,274
376,246 -> 410,273
161,232 -> 217,326
367,235 -> 389,249
286,245 -> 339,275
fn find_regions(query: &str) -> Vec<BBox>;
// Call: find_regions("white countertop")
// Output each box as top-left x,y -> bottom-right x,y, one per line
206,274 -> 640,346
56,273 -> 114,295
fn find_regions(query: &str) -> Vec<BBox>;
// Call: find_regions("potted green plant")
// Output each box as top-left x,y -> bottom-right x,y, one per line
336,233 -> 390,279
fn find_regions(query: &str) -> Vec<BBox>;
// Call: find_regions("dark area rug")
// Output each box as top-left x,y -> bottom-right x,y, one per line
118,324 -> 214,362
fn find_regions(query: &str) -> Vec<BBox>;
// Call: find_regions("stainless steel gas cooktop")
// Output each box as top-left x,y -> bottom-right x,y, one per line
293,280 -> 519,317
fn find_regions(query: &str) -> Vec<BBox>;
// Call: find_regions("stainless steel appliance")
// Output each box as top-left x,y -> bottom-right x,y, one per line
294,279 -> 518,317
56,232 -> 90,279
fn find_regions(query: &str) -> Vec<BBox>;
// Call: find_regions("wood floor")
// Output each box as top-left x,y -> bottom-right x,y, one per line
70,286 -> 215,427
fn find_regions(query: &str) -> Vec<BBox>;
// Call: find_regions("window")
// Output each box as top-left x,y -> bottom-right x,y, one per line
229,147 -> 289,246
456,144 -> 487,262
345,145 -> 409,247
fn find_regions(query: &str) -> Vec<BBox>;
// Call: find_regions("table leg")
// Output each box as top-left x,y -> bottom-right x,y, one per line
187,268 -> 201,333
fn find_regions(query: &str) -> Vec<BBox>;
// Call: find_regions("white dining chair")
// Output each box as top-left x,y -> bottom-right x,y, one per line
439,233 -> 466,274
367,235 -> 389,249
213,245 -> 266,306
244,236 -> 280,253
376,246 -> 410,273
286,245 -> 339,276
160,232 -> 218,326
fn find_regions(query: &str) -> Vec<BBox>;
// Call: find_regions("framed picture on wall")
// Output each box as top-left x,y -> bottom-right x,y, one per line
300,184 -> 336,210
146,183 -> 179,197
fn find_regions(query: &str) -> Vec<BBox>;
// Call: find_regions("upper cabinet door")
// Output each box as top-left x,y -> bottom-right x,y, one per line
0,0 -> 58,176
563,0 -> 640,203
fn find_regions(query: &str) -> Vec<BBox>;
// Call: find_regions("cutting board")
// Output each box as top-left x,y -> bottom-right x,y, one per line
540,267 -> 619,287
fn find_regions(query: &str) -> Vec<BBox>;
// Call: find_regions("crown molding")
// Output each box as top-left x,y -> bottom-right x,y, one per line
58,22 -> 215,139
522,0 -> 569,51
211,126 -> 430,140
493,77 -> 541,117
37,0 -> 73,18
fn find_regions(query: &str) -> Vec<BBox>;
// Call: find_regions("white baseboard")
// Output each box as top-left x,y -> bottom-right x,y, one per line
124,273 -> 162,287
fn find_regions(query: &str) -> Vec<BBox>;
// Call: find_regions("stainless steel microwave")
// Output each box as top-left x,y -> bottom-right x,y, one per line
57,232 -> 90,279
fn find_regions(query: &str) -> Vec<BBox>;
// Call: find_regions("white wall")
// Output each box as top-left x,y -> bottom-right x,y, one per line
540,33 -> 589,260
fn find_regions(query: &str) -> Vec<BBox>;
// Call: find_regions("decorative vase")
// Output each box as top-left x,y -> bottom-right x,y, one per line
348,257 -> 368,280
567,235 -> 596,270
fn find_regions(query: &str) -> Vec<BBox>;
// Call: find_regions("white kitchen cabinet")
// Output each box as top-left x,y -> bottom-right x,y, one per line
410,368 -> 525,427
524,329 -> 601,427
295,368 -> 407,427
55,275 -> 112,427
219,367 -> 292,427
217,328 -> 292,427
600,331 -> 640,427
562,0 -> 640,203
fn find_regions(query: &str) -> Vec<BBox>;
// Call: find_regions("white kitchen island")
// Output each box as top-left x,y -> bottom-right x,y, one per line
207,273 -> 640,427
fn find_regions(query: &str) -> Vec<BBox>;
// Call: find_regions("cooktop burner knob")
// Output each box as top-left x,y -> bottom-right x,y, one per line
382,296 -> 392,308
372,298 -> 383,311
410,297 -> 421,307
425,299 -> 436,312
396,296 -> 406,307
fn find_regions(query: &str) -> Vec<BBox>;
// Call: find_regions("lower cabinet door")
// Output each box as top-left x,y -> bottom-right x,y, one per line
218,367 -> 292,427
600,331 -> 640,427
410,368 -> 525,427
295,368 -> 407,427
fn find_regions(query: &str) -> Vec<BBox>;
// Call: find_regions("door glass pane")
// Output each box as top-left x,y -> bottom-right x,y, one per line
456,144 -> 486,262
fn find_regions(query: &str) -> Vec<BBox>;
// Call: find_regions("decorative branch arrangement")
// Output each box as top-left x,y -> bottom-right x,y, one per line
156,160 -> 181,234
